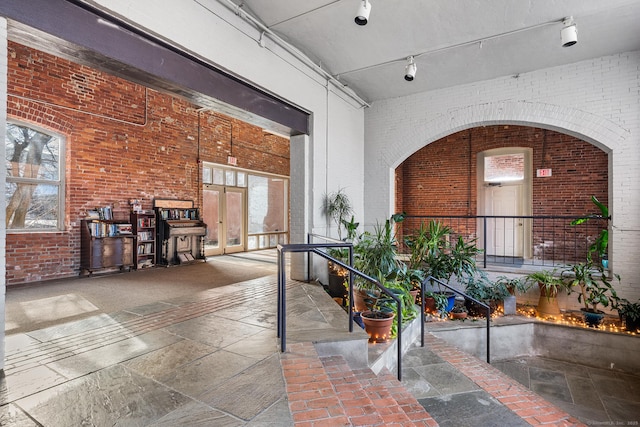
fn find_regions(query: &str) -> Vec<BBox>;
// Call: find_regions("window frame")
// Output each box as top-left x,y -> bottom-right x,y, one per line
5,120 -> 66,233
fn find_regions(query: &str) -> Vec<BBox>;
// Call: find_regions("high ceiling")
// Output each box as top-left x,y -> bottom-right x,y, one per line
232,0 -> 640,102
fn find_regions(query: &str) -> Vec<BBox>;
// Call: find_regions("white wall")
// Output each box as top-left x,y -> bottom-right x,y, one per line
365,51 -> 640,301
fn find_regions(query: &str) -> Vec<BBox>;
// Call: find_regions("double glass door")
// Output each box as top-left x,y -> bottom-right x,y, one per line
203,185 -> 246,255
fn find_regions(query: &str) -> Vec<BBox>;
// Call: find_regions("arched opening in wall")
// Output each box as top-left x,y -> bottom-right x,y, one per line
395,125 -> 609,268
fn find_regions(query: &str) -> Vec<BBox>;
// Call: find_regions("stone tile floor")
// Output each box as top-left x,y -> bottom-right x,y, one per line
492,356 -> 640,425
1,252 -> 638,426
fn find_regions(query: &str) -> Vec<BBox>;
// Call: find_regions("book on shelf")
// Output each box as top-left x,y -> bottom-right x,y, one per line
137,231 -> 154,241
137,243 -> 154,254
137,218 -> 156,228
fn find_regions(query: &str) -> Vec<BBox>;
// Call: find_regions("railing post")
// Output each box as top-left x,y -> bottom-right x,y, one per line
483,216 -> 487,268
306,234 -> 311,282
277,247 -> 282,339
279,247 -> 287,352
348,246 -> 354,333
486,306 -> 491,364
420,279 -> 425,348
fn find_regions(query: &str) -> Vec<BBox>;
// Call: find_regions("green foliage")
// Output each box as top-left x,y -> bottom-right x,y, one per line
563,261 -> 620,312
354,214 -> 405,283
404,220 -> 480,283
618,299 -> 640,323
524,269 -> 567,299
570,196 -> 609,261
323,188 -> 353,240
463,271 -> 510,302
495,275 -> 531,294
360,273 -> 419,338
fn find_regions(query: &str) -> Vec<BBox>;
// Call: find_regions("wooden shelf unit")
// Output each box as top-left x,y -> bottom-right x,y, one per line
131,211 -> 157,269
80,219 -> 135,275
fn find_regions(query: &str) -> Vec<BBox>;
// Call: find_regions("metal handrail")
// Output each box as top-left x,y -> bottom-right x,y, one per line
402,214 -> 608,268
277,242 -> 405,380
422,276 -> 491,363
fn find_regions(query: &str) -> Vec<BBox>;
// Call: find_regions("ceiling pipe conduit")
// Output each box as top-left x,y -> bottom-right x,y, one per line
215,0 -> 370,108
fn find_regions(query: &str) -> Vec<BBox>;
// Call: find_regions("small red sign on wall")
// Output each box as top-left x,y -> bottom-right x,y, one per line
227,155 -> 237,166
536,168 -> 552,177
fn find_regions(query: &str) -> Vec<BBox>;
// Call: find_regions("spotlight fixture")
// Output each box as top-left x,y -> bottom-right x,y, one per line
561,16 -> 577,47
355,0 -> 371,26
404,56 -> 417,81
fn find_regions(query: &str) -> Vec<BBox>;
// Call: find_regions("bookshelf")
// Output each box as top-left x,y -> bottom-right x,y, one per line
131,211 -> 156,269
80,219 -> 135,274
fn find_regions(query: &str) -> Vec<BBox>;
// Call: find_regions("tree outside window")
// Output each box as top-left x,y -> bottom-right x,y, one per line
5,122 -> 63,231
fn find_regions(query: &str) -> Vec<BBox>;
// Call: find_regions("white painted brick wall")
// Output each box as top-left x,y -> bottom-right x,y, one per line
365,51 -> 640,301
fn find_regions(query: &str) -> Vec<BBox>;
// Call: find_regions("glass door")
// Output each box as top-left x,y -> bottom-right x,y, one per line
224,187 -> 246,254
203,185 -> 246,255
203,185 -> 223,256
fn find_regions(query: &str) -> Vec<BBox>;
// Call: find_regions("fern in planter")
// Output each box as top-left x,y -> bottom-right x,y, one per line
563,261 -> 620,327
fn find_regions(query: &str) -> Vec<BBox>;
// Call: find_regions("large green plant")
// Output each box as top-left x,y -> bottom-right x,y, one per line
323,188 -> 353,240
405,220 -> 480,282
570,196 -> 609,262
563,261 -> 620,312
524,269 -> 567,299
354,213 -> 405,281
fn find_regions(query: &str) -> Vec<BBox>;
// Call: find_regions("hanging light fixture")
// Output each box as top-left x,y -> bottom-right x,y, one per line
561,16 -> 577,47
355,0 -> 371,26
404,56 -> 417,81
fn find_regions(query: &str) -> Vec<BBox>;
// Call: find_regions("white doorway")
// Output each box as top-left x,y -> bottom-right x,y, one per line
478,148 -> 532,260
485,184 -> 524,257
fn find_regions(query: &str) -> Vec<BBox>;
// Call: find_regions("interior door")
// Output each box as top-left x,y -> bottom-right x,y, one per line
485,184 -> 524,257
203,185 -> 246,255
223,187 -> 246,254
203,186 -> 223,256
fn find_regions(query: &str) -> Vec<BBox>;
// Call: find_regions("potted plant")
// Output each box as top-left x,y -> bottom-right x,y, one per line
495,275 -> 531,296
405,220 -> 481,314
570,195 -> 610,268
352,214 -> 404,311
323,189 -> 356,298
524,269 -> 567,318
360,273 -> 419,343
323,188 -> 353,241
450,302 -> 468,320
563,261 -> 620,328
326,216 -> 360,298
618,298 -> 640,332
463,271 -> 510,317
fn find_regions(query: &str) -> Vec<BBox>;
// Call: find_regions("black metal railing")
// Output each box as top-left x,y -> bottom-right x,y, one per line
421,276 -> 491,363
401,215 -> 607,268
277,240 -> 406,380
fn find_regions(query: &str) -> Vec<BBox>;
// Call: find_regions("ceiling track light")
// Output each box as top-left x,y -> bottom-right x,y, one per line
355,0 -> 371,26
561,16 -> 577,47
404,56 -> 417,81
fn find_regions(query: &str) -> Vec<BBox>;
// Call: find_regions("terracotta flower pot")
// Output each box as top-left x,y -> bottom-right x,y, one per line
361,311 -> 395,343
537,283 -> 561,318
450,311 -> 467,320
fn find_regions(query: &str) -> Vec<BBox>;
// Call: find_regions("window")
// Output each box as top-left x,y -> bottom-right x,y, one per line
248,175 -> 287,234
5,122 -> 64,231
484,153 -> 525,183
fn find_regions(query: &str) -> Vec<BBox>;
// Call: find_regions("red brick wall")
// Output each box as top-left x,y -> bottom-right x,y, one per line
6,42 -> 289,285
396,125 -> 608,259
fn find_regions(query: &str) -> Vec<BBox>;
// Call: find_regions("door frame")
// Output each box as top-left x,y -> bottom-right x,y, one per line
203,184 -> 247,256
477,148 -> 533,260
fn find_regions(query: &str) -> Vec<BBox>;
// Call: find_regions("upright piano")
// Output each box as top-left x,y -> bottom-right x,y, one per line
154,199 -> 207,266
